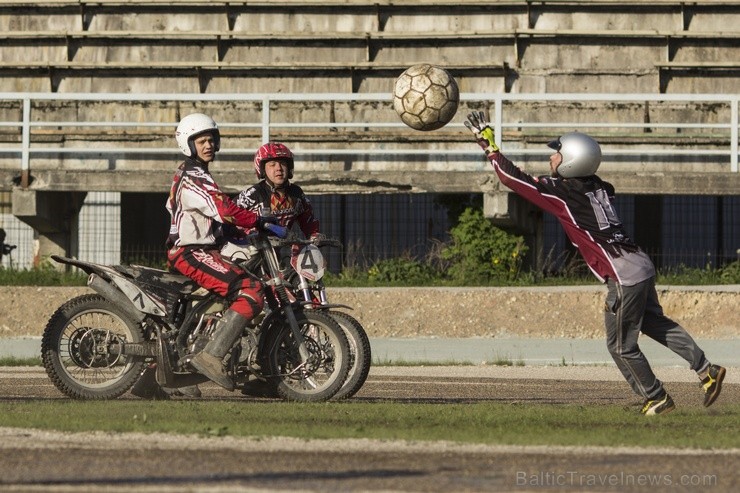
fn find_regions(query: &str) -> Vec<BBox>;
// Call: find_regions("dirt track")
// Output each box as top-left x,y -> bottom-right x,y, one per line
0,366 -> 738,492
2,285 -> 738,339
1,286 -> 737,491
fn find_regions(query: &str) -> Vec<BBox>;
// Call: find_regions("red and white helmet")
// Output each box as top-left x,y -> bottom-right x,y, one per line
175,113 -> 220,157
253,142 -> 294,179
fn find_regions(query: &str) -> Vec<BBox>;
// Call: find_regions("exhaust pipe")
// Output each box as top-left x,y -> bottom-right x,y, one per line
88,274 -> 146,323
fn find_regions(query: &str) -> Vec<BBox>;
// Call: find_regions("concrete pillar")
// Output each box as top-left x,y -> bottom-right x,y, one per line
11,189 -> 87,268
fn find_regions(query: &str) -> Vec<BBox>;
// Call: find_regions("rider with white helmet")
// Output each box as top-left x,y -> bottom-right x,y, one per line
465,111 -> 725,416
165,113 -> 265,392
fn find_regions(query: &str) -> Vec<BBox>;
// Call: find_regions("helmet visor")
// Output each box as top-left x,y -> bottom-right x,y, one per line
547,138 -> 561,151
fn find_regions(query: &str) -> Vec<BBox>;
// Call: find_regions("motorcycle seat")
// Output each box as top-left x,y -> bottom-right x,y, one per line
122,265 -> 199,295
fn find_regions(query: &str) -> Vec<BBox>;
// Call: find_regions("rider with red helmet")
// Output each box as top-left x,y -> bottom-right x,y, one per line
236,142 -> 321,240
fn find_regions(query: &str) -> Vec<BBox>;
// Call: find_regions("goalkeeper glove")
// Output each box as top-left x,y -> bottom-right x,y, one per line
464,111 -> 499,155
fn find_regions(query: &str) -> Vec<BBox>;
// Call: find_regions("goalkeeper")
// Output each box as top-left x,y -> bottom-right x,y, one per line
464,111 -> 725,416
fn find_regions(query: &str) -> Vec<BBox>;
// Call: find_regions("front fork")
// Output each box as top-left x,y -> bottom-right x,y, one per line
262,242 -> 311,363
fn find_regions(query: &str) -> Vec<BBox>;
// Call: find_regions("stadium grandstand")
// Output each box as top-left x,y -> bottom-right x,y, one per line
0,0 -> 738,274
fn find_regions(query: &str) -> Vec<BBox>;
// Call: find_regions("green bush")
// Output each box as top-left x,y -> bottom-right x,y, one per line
720,260 -> 740,283
441,207 -> 528,284
367,257 -> 438,285
657,260 -> 740,285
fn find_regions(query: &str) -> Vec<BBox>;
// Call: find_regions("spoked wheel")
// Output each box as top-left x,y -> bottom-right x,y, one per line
41,294 -> 146,400
327,310 -> 371,400
264,310 -> 350,402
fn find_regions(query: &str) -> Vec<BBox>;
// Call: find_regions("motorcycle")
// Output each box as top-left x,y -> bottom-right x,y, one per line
224,234 -> 371,400
41,223 -> 351,402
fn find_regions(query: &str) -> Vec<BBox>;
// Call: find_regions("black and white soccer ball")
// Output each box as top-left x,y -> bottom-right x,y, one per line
393,64 -> 460,131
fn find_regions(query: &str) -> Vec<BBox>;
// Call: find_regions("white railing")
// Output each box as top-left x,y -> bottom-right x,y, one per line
0,92 -> 738,175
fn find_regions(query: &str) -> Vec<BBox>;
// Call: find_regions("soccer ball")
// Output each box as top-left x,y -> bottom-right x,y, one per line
393,64 -> 460,131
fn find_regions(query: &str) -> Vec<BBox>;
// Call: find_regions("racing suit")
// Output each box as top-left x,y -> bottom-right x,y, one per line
166,156 -> 264,319
235,179 -> 320,238
488,151 -> 709,400
235,179 -> 321,273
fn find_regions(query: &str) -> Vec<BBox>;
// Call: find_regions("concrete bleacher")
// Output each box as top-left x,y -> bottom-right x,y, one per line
1,1 -> 738,269
0,0 -> 738,93
0,0 -> 737,173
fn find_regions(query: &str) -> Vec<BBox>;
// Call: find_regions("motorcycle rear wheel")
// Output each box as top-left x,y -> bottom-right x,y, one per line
41,294 -> 146,400
327,310 -> 372,400
263,310 -> 350,402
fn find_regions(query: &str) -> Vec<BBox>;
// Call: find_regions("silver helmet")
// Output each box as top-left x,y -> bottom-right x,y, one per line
175,113 -> 220,157
547,132 -> 602,178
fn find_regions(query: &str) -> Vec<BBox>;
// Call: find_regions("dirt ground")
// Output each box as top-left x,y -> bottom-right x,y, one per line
0,366 -> 738,492
1,285 -> 737,339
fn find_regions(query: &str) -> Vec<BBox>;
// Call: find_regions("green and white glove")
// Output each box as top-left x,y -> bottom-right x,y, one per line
464,111 -> 499,155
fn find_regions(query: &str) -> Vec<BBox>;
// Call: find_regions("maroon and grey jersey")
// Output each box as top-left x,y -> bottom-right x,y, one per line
489,152 -> 655,286
166,158 -> 259,248
236,180 -> 320,238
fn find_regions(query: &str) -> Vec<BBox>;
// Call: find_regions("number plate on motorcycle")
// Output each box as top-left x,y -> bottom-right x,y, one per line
291,244 -> 325,281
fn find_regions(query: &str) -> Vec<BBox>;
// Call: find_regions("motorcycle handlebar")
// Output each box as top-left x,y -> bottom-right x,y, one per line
262,222 -> 288,238
270,236 -> 342,248
234,225 -> 341,248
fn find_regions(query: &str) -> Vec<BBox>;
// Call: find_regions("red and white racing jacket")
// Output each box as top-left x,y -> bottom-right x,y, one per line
166,158 -> 259,248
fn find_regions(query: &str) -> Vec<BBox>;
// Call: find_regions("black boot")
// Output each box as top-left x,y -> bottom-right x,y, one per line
131,364 -> 202,399
163,385 -> 202,398
190,310 -> 248,391
130,364 -> 170,400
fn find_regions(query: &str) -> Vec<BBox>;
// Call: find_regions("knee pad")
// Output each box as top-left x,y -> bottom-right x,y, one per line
229,279 -> 264,319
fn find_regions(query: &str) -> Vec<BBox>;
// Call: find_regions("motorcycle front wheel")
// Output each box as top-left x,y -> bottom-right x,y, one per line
328,310 -> 372,400
263,310 -> 350,402
41,294 -> 146,400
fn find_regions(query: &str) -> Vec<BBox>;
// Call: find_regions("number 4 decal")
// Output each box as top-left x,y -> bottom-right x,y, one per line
301,248 -> 318,273
292,245 -> 325,281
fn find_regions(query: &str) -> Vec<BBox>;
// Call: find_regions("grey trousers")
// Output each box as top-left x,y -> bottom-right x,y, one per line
604,277 -> 709,400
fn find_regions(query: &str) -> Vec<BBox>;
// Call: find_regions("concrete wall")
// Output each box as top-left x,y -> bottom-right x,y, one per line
0,1 -> 737,93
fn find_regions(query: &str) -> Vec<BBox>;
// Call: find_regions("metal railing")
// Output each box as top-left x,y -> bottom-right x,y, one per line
0,92 -> 738,184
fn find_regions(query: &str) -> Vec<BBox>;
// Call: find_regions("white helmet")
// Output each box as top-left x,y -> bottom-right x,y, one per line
547,132 -> 602,178
175,113 -> 220,157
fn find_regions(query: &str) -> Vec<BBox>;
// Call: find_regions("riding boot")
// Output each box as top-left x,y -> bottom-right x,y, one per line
131,364 -> 202,399
130,364 -> 170,400
163,385 -> 202,398
189,309 -> 248,391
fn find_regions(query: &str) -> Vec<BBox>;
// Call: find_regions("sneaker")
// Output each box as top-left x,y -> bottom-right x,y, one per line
641,393 -> 676,416
701,365 -> 726,407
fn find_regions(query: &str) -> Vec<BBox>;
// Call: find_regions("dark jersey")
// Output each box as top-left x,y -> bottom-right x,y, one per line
236,180 -> 320,238
490,152 -> 654,286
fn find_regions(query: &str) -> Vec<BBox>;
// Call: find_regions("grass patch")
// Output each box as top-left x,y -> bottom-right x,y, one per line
0,356 -> 42,367
0,400 -> 737,449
